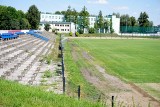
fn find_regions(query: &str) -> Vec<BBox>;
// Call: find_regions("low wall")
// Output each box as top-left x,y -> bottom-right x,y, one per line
0,30 -> 30,34
118,33 -> 160,36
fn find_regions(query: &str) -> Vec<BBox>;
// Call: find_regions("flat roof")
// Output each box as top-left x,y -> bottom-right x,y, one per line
40,21 -> 73,24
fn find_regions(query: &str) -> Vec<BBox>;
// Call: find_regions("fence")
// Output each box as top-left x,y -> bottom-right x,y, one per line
120,26 -> 160,33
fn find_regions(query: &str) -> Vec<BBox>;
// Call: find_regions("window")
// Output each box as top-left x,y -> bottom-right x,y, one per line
42,15 -> 44,18
55,24 -> 59,26
59,16 -> 60,19
49,16 -> 51,19
52,16 -> 54,19
55,16 -> 57,19
68,29 -> 69,31
65,25 -> 69,27
91,18 -> 93,21
61,29 -> 64,31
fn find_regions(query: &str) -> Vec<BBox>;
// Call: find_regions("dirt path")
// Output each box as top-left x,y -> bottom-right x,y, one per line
71,43 -> 160,107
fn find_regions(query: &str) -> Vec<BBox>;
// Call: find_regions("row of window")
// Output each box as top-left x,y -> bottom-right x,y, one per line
89,17 -> 96,21
56,29 -> 70,31
55,24 -> 70,27
41,15 -> 64,20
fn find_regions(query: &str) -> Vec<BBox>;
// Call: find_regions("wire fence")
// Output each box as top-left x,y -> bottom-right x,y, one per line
120,26 -> 160,33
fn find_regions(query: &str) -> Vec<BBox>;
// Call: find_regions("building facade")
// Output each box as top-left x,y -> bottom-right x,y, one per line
40,12 -> 120,34
40,22 -> 75,33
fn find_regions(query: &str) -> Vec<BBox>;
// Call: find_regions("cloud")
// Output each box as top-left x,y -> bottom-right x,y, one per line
112,6 -> 129,10
87,0 -> 108,4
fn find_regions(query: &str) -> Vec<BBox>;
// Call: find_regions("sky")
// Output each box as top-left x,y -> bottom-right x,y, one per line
0,0 -> 160,25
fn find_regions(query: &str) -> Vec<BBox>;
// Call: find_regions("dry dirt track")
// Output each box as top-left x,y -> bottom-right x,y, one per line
70,41 -> 160,107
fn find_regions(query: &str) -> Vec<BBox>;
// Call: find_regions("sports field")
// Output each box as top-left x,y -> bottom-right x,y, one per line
65,38 -> 160,104
73,39 -> 160,83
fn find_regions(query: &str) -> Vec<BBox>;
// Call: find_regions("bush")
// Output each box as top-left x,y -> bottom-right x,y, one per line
110,29 -> 114,34
52,29 -> 56,33
69,32 -> 73,36
79,29 -> 84,34
75,32 -> 79,37
89,27 -> 95,34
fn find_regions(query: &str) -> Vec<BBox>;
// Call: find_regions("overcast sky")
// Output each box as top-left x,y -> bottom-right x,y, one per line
1,0 -> 160,25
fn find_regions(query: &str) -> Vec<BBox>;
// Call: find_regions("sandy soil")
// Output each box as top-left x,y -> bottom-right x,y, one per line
71,43 -> 160,107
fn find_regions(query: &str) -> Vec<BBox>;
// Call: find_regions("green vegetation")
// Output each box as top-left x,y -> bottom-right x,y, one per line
0,79 -> 104,107
44,23 -> 51,31
69,32 -> 73,36
43,70 -> 53,78
26,5 -> 40,29
0,5 -> 30,30
71,39 -> 160,83
64,40 -> 102,100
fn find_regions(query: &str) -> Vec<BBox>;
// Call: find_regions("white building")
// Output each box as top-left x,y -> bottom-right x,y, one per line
40,12 -> 120,34
88,16 -> 97,28
40,22 -> 75,33
40,13 -> 64,22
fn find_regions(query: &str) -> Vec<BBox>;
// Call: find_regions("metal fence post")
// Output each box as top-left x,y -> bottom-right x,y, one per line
78,85 -> 80,100
112,96 -> 114,107
63,77 -> 65,93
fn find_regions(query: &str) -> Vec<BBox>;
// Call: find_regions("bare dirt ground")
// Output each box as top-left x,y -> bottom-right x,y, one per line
71,43 -> 160,107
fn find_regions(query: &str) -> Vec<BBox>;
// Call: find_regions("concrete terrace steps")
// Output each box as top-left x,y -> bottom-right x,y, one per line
0,32 -> 62,94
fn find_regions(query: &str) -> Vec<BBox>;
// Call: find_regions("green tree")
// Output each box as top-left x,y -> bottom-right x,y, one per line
120,14 -> 130,26
61,11 -> 66,15
55,11 -> 61,14
65,6 -> 72,22
138,12 -> 150,27
130,16 -> 136,26
0,6 -> 11,29
97,10 -> 104,33
11,19 -> 20,30
17,10 -> 25,19
19,18 -> 31,29
26,5 -> 40,29
79,6 -> 89,32
103,20 -> 109,33
44,23 -> 50,31
72,8 -> 79,24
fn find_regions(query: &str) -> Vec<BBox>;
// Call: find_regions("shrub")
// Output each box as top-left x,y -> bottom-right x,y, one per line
110,29 -> 114,34
52,29 -> 56,33
75,32 -> 79,37
79,29 -> 84,34
89,27 -> 95,34
43,70 -> 52,78
69,32 -> 73,36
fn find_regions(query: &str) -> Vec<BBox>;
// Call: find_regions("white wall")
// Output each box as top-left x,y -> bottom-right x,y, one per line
112,15 -> 120,34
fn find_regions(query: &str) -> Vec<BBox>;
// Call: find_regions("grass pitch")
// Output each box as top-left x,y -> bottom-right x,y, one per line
72,39 -> 160,83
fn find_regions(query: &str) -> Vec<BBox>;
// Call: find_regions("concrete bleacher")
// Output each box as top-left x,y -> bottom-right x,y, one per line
0,31 -> 62,94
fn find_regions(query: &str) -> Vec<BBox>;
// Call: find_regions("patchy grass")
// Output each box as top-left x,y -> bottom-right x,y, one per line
0,79 -> 104,107
42,70 -> 53,78
64,40 -> 102,101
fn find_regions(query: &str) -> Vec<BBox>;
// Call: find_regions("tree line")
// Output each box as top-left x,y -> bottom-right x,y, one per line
0,5 -> 40,30
53,6 -> 153,34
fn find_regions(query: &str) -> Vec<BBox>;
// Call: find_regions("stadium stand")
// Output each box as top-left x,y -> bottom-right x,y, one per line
0,32 -> 54,86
